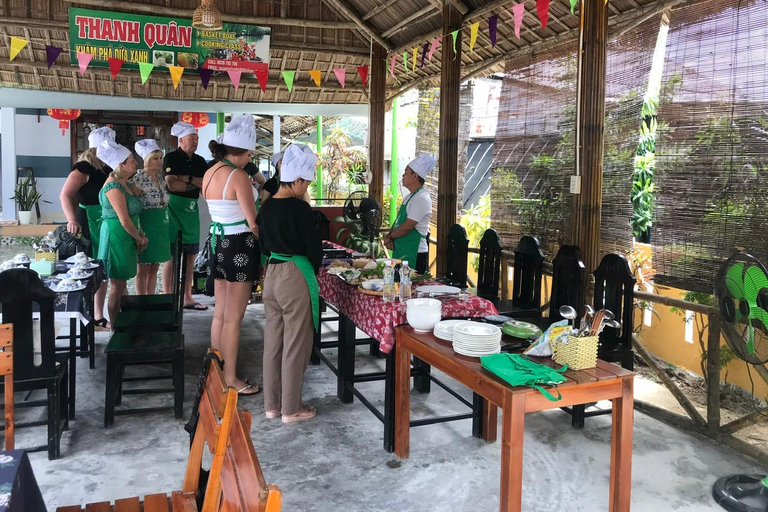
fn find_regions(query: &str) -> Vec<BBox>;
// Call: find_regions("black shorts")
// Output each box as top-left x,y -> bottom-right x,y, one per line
170,242 -> 200,255
210,232 -> 260,283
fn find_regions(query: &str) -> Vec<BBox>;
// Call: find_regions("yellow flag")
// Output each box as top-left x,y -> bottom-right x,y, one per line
309,69 -> 321,87
9,36 -> 28,61
412,47 -> 417,72
470,22 -> 479,52
169,65 -> 184,90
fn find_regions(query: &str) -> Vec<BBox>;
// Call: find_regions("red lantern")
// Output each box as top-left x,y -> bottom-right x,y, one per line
46,109 -> 81,136
179,112 -> 209,128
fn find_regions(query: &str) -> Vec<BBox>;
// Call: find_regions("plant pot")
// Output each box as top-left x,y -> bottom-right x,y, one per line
18,211 -> 33,225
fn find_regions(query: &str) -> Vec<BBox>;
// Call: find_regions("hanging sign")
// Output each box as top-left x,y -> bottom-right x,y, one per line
68,7 -> 270,75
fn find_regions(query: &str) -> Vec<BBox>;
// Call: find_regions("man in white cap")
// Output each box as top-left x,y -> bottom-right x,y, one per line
383,154 -> 436,274
163,120 -> 208,310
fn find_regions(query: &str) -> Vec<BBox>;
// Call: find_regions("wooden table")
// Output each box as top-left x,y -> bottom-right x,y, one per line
394,326 -> 634,512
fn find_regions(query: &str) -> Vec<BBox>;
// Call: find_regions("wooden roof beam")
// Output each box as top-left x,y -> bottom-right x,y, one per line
363,0 -> 401,21
322,0 -> 391,50
382,5 -> 439,38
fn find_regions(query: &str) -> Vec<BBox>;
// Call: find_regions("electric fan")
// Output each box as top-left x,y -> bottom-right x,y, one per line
343,191 -> 382,259
712,253 -> 768,512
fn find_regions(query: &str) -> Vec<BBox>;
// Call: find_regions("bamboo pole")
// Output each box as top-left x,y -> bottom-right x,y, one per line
634,289 -> 717,315
389,97 -> 399,224
368,43 -> 387,207
706,312 -> 721,435
720,409 -> 768,435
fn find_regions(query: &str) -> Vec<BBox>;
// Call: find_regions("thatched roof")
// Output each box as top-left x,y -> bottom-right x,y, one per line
0,0 -> 694,105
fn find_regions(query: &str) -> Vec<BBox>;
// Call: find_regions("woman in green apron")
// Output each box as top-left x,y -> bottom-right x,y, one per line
59,126 -> 115,328
131,139 -> 171,295
96,140 -> 147,327
257,144 -> 322,423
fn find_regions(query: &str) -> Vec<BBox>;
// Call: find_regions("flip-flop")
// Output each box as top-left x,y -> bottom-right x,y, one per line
265,410 -> 281,419
237,384 -> 260,396
183,302 -> 209,311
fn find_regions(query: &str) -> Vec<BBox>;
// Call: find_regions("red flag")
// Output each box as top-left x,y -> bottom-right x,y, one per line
536,0 -> 550,30
356,65 -> 369,87
255,69 -> 268,92
108,57 -> 123,79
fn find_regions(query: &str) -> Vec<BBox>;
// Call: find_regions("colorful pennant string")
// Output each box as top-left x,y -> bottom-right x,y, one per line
255,69 -> 268,92
107,57 -> 123,79
227,70 -> 242,91
488,15 -> 498,47
356,65 -> 368,87
9,37 -> 28,61
308,69 -> 321,87
469,22 -> 479,52
570,0 -> 579,14
428,37 -> 441,61
282,70 -> 295,92
77,52 -> 93,75
198,68 -> 213,90
420,42 -> 429,68
333,68 -> 346,88
139,62 -> 154,84
45,45 -> 62,69
537,0 -> 551,30
169,65 -> 183,89
512,4 -> 525,40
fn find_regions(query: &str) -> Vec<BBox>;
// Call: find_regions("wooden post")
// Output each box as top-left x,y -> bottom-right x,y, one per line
369,43 -> 386,207
571,0 -> 608,274
436,3 -> 462,278
706,312 -> 721,435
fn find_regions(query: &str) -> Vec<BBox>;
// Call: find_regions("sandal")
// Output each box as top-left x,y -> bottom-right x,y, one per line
281,406 -> 316,424
265,410 -> 281,419
94,318 -> 110,331
237,384 -> 260,396
183,301 -> 209,311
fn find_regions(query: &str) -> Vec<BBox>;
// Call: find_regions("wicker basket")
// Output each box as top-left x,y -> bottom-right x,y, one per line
35,251 -> 56,262
553,335 -> 599,370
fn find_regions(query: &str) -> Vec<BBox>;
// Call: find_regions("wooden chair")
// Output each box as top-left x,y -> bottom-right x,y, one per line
444,224 -> 469,288
0,324 -> 13,450
548,245 -> 586,323
121,231 -> 183,312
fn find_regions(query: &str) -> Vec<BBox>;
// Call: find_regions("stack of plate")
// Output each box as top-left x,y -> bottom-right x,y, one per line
433,319 -> 467,342
452,322 -> 502,357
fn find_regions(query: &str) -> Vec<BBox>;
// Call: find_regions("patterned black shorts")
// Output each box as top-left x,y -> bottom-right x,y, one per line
210,231 -> 260,283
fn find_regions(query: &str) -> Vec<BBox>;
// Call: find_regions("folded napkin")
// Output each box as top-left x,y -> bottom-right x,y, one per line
481,353 -> 567,401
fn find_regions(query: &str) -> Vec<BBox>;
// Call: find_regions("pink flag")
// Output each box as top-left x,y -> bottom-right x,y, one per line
77,51 -> 93,76
333,68 -> 346,88
428,37 -> 441,61
390,54 -> 396,77
536,0 -> 550,30
511,4 -> 525,40
228,70 -> 242,91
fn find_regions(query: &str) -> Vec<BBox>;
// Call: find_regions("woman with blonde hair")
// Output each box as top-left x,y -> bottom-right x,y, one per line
96,140 -> 147,325
59,126 -> 114,328
130,139 -> 170,295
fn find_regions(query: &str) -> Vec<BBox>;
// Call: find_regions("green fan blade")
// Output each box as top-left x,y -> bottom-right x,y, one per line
745,322 -> 756,356
726,263 -> 746,299
743,264 -> 768,302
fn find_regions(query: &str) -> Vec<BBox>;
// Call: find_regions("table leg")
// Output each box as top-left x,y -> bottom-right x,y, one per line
500,393 -> 525,512
412,357 -> 431,393
609,378 -> 634,512
383,347 -> 396,452
337,314 -> 356,404
394,333 -> 411,459
68,318 -> 77,420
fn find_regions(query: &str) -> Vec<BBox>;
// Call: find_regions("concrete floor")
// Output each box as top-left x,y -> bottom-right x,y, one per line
11,296 -> 765,512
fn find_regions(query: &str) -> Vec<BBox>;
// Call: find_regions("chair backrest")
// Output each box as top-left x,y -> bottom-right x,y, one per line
0,269 -> 58,381
477,229 -> 503,299
313,211 -> 331,241
171,230 -> 184,311
176,238 -> 189,334
592,254 -> 636,356
445,224 -> 469,288
548,245 -> 586,322
0,324 -> 13,451
511,236 -> 545,310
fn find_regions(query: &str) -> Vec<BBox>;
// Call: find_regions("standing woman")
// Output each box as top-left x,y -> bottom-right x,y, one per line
131,139 -> 170,295
59,126 -> 114,328
257,144 -> 322,423
202,114 -> 260,395
96,140 -> 148,325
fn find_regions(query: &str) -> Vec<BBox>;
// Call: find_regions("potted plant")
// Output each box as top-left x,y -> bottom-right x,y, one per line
12,176 -> 45,225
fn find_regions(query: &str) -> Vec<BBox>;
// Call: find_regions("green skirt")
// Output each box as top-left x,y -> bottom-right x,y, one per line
139,207 -> 171,264
98,215 -> 139,280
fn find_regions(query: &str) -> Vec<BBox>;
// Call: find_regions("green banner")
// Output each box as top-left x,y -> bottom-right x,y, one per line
69,7 -> 270,74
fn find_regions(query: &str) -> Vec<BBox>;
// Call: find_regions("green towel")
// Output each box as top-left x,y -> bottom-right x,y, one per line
481,353 -> 567,401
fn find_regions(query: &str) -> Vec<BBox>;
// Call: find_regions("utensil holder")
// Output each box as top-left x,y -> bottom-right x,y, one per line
553,335 -> 599,370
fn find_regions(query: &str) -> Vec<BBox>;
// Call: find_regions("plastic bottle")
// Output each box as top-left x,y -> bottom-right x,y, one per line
399,261 -> 412,302
382,261 -> 396,302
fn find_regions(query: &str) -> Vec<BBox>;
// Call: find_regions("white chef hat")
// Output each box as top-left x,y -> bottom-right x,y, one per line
216,132 -> 224,143
222,114 -> 256,151
271,152 -> 284,168
280,144 -> 316,182
97,140 -> 132,170
407,154 -> 437,180
134,139 -> 161,160
88,126 -> 116,149
171,121 -> 197,139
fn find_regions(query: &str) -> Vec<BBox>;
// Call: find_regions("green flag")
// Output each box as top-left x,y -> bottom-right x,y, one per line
138,62 -> 154,84
282,70 -> 295,92
451,29 -> 459,55
569,0 -> 578,14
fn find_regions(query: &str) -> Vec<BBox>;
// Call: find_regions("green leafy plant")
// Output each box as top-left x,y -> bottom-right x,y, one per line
333,216 -> 385,257
318,128 -> 369,200
631,96 -> 660,238
12,176 -> 48,211
459,194 -> 491,271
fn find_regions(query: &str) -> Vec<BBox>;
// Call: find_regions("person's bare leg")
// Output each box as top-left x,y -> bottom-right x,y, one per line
219,281 -> 254,390
183,253 -> 202,308
211,279 -> 228,353
146,264 -> 159,294
107,279 -> 127,328
95,281 -> 108,326
162,258 -> 174,295
135,265 -> 148,295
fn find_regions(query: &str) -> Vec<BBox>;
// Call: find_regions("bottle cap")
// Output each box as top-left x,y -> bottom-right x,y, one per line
402,261 -> 408,266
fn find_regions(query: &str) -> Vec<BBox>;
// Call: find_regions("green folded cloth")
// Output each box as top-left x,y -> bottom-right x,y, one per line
481,353 -> 567,401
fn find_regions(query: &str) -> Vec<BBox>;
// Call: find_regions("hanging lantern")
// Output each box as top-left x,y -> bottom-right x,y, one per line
180,112 -> 209,128
46,109 -> 81,136
192,0 -> 223,31
137,126 -> 146,136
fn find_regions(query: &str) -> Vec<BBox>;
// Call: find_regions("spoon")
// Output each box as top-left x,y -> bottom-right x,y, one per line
559,305 -> 578,333
580,305 -> 595,334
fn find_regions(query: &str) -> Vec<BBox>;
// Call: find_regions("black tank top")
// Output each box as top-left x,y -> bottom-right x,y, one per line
73,161 -> 109,206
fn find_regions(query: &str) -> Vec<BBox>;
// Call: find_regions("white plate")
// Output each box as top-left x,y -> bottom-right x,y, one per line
55,282 -> 87,293
68,262 -> 99,270
453,345 -> 500,357
65,270 -> 94,280
434,319 -> 467,334
417,285 -> 461,295
453,322 -> 501,337
65,255 -> 96,263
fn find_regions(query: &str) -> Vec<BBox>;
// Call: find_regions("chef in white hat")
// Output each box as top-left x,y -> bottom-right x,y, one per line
59,125 -> 115,329
129,139 -> 170,295
257,143 -> 322,423
162,120 -> 208,310
383,154 -> 436,274
261,148 -> 311,205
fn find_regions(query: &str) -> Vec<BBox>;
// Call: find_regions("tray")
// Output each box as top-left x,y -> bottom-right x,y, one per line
357,284 -> 399,296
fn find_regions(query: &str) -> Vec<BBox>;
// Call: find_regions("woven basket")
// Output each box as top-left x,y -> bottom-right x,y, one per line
35,252 -> 56,262
553,335 -> 599,370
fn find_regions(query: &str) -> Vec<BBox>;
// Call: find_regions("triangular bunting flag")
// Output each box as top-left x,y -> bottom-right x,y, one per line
570,0 -> 579,14
309,69 -> 321,87
169,65 -> 183,89
333,68 -> 346,88
77,51 -> 93,75
412,47 -> 417,72
420,42 -> 429,68
282,70 -> 295,92
255,68 -> 268,92
138,62 -> 154,84
9,36 -> 28,61
488,15 -> 498,47
536,0 -> 550,30
228,70 -> 242,91
108,57 -> 123,79
199,68 -> 213,89
469,22 -> 479,52
45,45 -> 62,69
402,52 -> 408,73
389,54 -> 396,77
356,65 -> 368,87
428,37 -> 441,61
512,4 -> 525,40
451,30 -> 459,55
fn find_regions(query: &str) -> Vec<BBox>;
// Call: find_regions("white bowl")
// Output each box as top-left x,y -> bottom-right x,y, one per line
406,298 -> 441,310
66,269 -> 91,279
13,253 -> 31,264
57,278 -> 79,291
407,310 -> 442,333
73,252 -> 89,263
362,279 -> 384,291
1,260 -> 16,270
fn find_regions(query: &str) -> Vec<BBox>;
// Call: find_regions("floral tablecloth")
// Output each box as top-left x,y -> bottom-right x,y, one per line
0,450 -> 47,512
317,268 -> 498,354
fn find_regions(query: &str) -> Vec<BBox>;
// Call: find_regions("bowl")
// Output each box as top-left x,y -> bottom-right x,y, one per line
362,279 -> 384,291
406,298 -> 442,311
74,261 -> 92,269
406,310 -> 442,333
13,253 -> 31,264
57,278 -> 80,291
73,252 -> 90,264
1,260 -> 17,271
66,268 -> 91,279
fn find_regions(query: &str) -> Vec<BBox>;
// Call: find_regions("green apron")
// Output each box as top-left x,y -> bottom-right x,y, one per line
78,203 -> 103,256
209,219 -> 249,255
139,207 -> 171,264
168,194 -> 200,245
391,188 -> 426,266
269,252 -> 319,332
98,215 -> 139,280
481,353 -> 567,401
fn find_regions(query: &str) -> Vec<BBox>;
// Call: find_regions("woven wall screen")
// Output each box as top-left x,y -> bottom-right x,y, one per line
654,0 -> 768,292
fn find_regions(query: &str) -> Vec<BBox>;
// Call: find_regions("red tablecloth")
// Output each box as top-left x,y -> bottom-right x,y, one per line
317,268 -> 498,354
